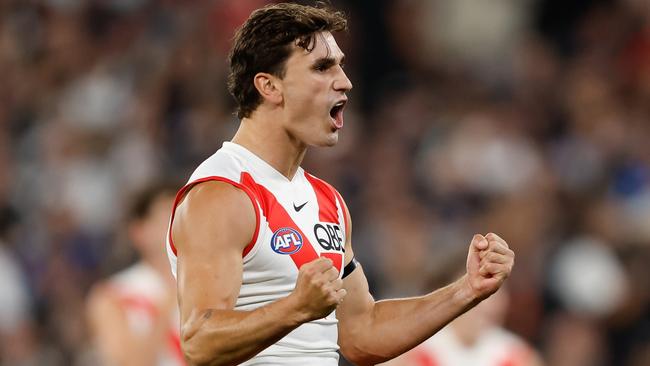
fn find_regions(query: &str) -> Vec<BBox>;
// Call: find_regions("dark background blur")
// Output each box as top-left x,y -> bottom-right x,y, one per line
1,0 -> 649,365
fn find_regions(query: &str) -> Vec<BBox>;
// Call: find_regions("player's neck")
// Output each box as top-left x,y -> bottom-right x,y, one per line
451,321 -> 481,347
142,256 -> 176,287
232,115 -> 307,181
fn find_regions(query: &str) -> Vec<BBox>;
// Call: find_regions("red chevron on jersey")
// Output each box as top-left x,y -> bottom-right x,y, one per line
304,173 -> 339,224
304,173 -> 344,270
166,142 -> 346,364
240,172 -> 326,271
320,252 -> 343,273
167,176 -> 261,257
414,349 -> 439,366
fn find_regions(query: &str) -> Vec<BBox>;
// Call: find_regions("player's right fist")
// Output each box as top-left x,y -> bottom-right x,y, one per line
289,257 -> 347,322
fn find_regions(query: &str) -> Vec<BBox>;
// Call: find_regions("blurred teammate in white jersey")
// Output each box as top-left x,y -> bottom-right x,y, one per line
87,184 -> 184,366
167,3 -> 515,365
381,263 -> 543,366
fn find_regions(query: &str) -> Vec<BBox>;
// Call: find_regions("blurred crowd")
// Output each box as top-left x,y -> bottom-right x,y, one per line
0,0 -> 649,365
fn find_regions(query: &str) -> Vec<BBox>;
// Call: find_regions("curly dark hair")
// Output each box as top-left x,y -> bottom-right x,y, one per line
227,3 -> 347,119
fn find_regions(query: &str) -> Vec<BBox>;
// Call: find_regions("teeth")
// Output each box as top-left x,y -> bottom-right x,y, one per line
330,101 -> 346,118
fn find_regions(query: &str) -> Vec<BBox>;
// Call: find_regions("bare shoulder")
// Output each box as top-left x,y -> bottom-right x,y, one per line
86,282 -> 123,328
86,282 -> 110,313
172,180 -> 257,253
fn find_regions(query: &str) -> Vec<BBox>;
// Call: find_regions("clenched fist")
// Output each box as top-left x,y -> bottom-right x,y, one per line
464,233 -> 514,301
289,257 -> 347,322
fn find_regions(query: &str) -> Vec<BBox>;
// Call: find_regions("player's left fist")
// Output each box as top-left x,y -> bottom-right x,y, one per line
464,233 -> 514,301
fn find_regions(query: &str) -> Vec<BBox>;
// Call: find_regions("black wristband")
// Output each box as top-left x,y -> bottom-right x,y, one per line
342,257 -> 359,279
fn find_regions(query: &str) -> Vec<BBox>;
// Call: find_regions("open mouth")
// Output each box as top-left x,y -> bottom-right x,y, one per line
329,100 -> 346,129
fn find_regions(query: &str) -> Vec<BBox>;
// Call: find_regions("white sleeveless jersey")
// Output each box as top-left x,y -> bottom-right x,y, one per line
166,142 -> 348,365
398,326 -> 536,366
106,263 -> 184,366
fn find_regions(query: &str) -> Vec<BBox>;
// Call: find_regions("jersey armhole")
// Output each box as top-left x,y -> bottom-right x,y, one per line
167,176 -> 261,258
332,189 -> 349,239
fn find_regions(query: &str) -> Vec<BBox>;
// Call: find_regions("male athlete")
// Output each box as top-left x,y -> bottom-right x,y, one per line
167,3 -> 515,366
88,184 -> 184,366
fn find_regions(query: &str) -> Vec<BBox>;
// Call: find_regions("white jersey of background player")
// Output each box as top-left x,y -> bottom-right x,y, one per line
88,185 -> 184,366
382,289 -> 544,366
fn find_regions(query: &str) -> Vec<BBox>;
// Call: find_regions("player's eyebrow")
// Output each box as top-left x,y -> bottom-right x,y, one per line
312,54 -> 345,70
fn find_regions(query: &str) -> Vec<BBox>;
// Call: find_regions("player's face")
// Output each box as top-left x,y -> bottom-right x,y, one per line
279,31 -> 352,147
131,194 -> 175,262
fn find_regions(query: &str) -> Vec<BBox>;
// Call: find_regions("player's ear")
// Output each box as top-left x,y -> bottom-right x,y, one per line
253,72 -> 283,105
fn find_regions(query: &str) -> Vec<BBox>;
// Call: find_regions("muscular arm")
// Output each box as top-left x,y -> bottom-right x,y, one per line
174,181 -> 344,366
337,249 -> 478,365
336,202 -> 514,365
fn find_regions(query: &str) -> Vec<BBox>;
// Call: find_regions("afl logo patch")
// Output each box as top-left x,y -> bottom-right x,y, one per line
271,227 -> 303,255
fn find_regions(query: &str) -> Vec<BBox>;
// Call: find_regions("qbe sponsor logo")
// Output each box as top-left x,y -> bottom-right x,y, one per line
271,227 -> 303,255
314,223 -> 343,252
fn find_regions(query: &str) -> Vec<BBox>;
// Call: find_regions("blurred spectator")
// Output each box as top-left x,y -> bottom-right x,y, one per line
0,206 -> 38,365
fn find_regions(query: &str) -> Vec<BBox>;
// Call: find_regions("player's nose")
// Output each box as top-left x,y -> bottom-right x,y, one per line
334,70 -> 353,92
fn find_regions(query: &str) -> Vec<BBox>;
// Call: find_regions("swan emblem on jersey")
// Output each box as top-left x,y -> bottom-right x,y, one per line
271,227 -> 303,255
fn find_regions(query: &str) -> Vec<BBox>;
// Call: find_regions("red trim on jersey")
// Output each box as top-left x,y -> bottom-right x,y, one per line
168,331 -> 186,365
118,295 -> 186,365
413,348 -> 439,366
167,176 -> 261,258
305,172 -> 347,271
304,173 -> 339,224
332,189 -> 349,235
305,173 -> 346,269
119,296 -> 159,317
320,252 -> 343,272
240,172 -> 340,271
498,345 -> 532,366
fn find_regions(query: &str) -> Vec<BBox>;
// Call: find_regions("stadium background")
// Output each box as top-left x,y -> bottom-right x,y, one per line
0,0 -> 649,365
